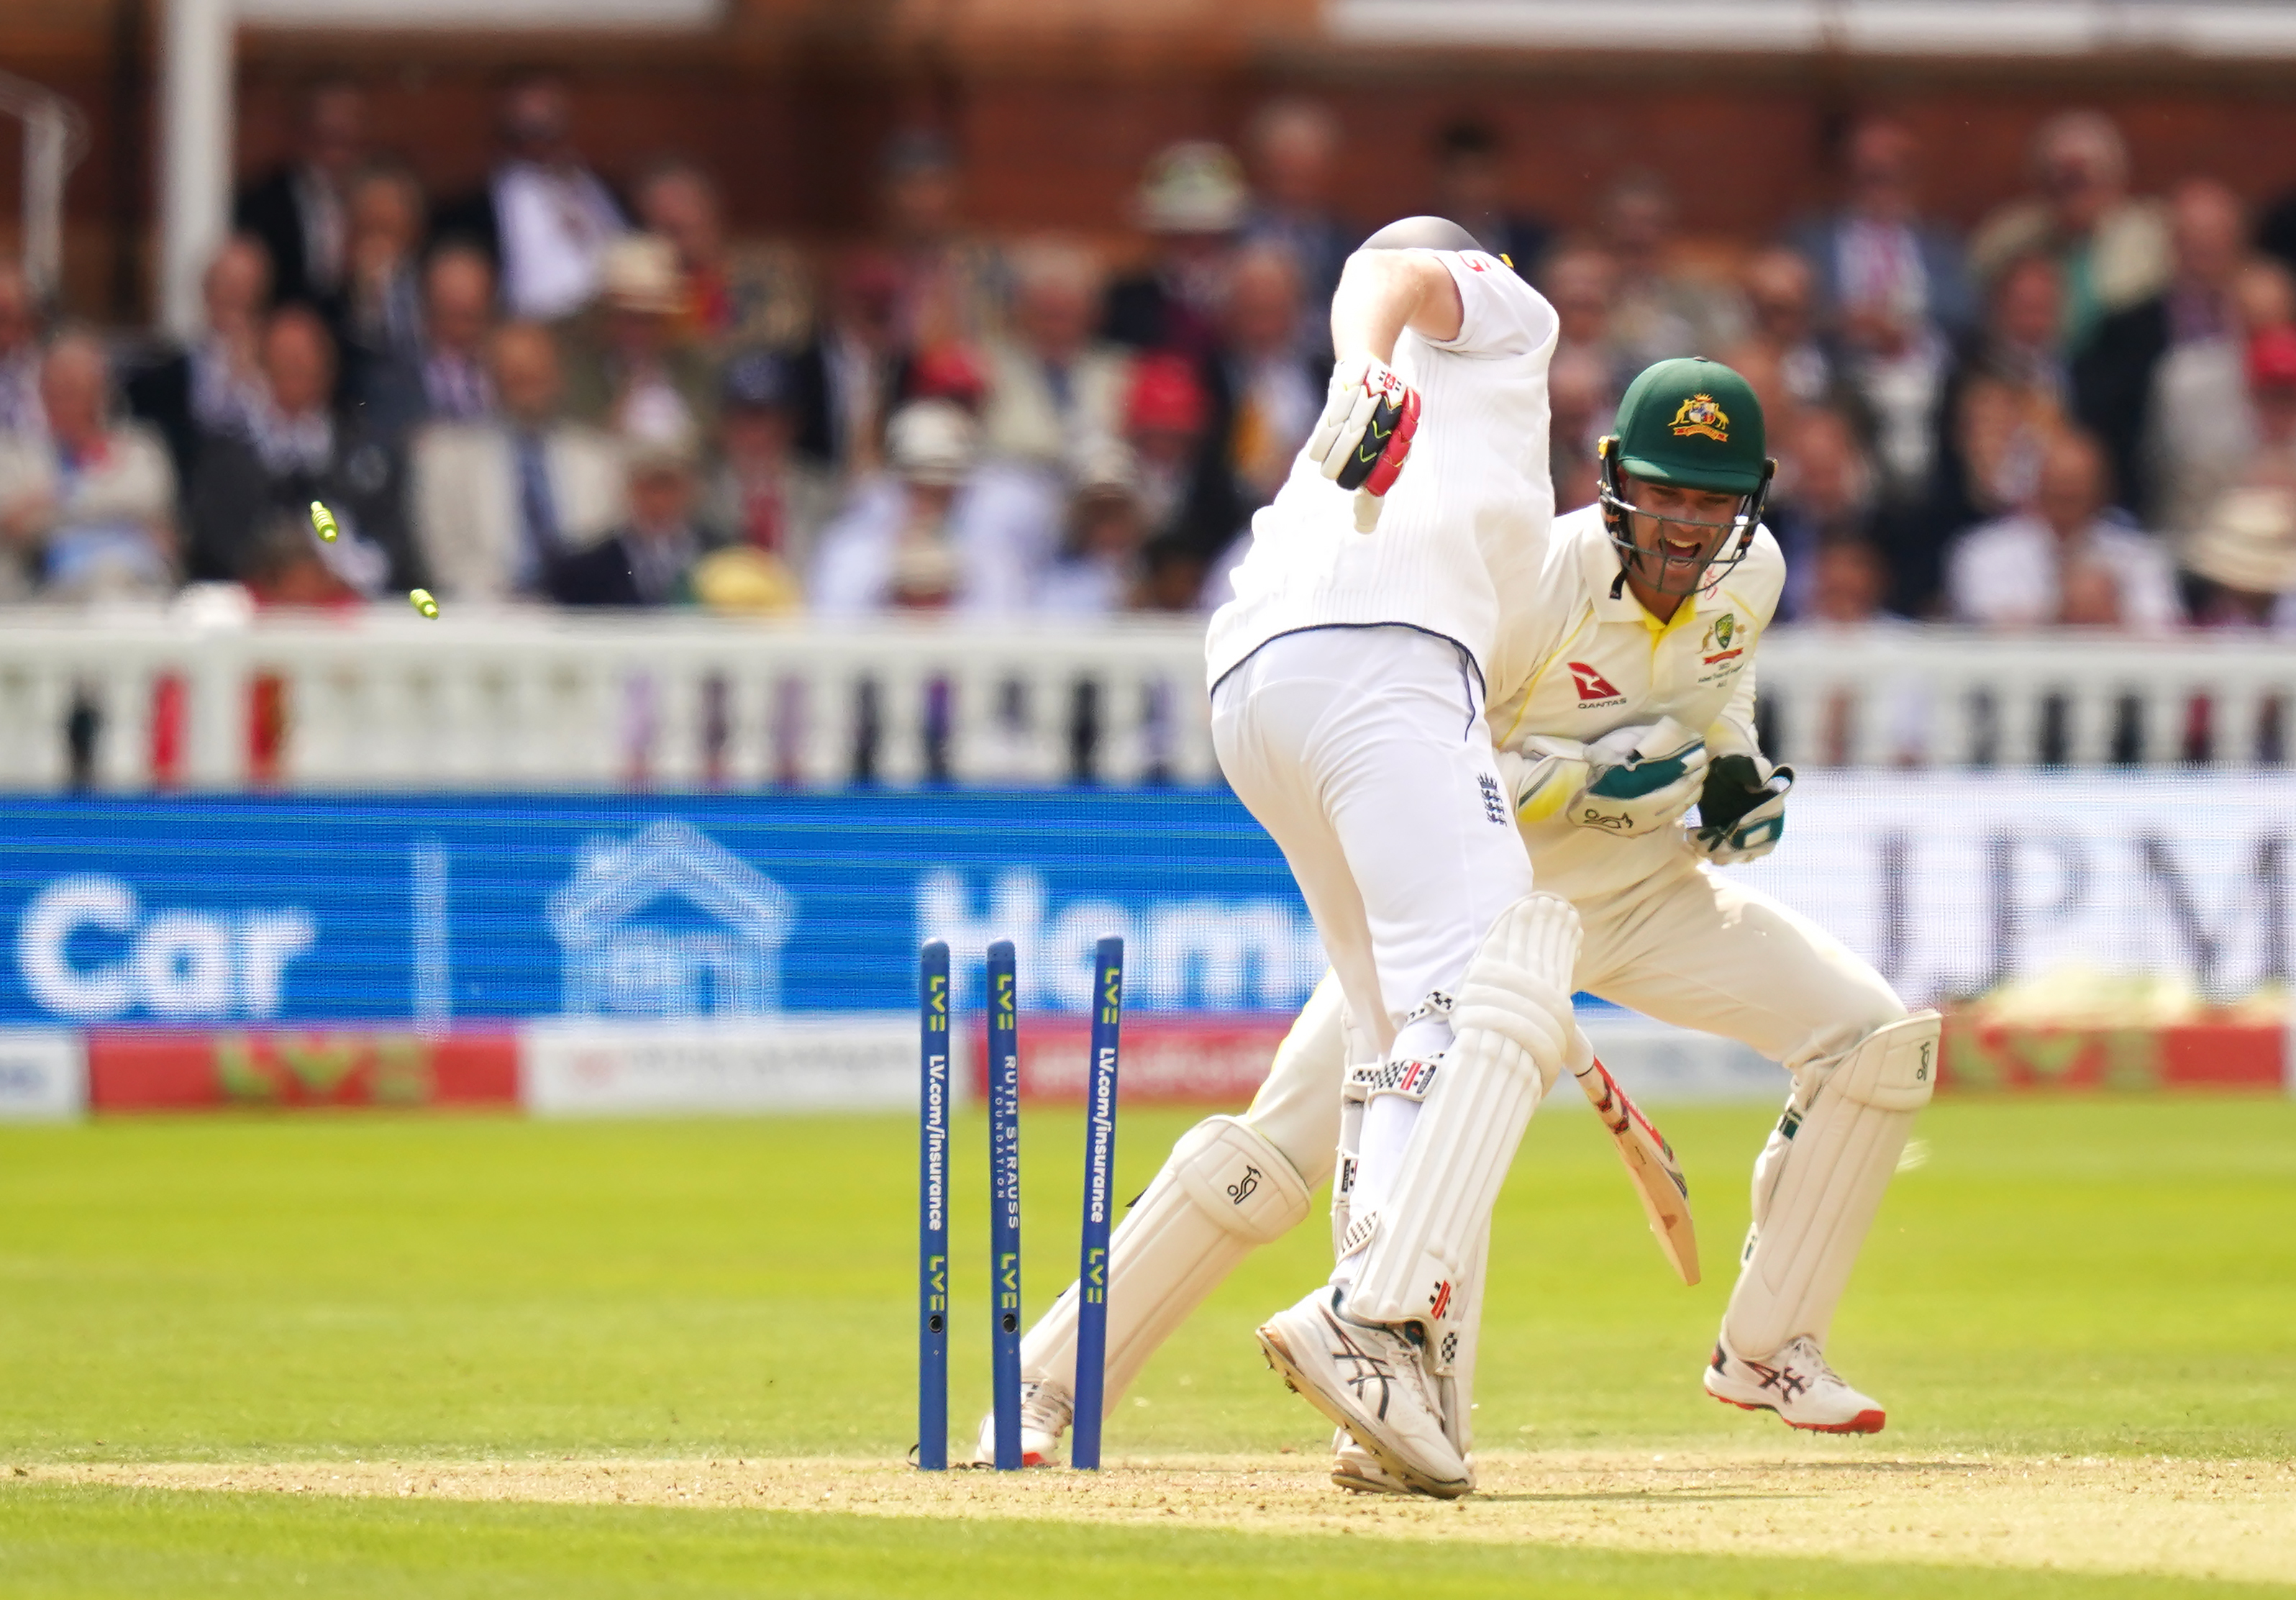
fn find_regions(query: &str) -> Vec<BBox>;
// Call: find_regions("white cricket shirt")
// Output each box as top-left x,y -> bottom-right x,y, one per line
1205,249 -> 1559,691
1483,502 -> 1786,900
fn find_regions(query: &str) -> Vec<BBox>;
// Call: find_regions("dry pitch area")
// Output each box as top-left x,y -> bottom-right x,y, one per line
30,1447 -> 2296,1587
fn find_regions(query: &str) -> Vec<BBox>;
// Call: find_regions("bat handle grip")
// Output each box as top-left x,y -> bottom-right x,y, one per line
1572,1054 -> 1631,1135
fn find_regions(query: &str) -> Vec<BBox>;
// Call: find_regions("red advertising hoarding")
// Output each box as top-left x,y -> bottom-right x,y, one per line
88,1029 -> 520,1111
972,1014 -> 1292,1105
1939,1016 -> 2284,1092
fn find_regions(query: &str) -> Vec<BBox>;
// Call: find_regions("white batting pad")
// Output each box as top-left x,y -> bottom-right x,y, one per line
1020,1114 -> 1311,1414
1339,893 -> 1582,1371
1724,1009 -> 1941,1359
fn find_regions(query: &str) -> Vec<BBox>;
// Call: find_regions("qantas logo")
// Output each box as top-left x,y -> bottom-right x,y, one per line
1569,662 -> 1626,705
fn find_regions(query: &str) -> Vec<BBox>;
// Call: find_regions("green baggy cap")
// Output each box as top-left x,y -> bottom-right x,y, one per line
1611,357 -> 1768,494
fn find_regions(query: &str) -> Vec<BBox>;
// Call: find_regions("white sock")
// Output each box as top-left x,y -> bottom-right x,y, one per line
1392,1014 -> 1452,1062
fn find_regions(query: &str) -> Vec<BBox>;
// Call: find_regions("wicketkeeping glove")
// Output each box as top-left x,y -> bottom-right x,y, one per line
1306,355 -> 1421,533
1690,753 -> 1794,864
1497,719 -> 1710,837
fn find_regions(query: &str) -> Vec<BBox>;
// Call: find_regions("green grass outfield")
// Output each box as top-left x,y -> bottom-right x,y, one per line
0,1096 -> 2288,1596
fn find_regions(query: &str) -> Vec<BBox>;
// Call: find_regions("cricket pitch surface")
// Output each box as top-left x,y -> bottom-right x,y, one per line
32,1449 -> 2295,1586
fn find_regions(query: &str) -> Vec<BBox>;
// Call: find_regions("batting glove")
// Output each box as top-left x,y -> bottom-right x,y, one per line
1690,754 -> 1794,864
1498,720 -> 1710,837
1306,355 -> 1421,532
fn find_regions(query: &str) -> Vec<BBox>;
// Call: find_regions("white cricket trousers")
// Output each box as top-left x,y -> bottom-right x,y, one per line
1211,625 -> 1536,1064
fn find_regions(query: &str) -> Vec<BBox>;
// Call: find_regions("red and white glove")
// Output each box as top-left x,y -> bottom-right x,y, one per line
1306,355 -> 1421,532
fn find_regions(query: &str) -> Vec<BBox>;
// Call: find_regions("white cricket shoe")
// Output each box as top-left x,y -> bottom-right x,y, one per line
1330,1427 -> 1478,1496
1257,1288 -> 1471,1499
1705,1332 -> 1887,1434
1330,1427 -> 1406,1494
967,1380 -> 1072,1467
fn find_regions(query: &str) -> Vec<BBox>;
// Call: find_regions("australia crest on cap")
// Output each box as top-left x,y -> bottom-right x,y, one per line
1670,393 -> 1730,442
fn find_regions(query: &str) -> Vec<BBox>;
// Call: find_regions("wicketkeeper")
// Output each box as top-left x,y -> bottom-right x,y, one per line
977,356 -> 1939,1495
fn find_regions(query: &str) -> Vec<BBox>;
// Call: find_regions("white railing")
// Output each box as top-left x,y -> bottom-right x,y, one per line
1754,627 -> 2293,769
0,605 -> 2289,791
0,604 -> 1214,792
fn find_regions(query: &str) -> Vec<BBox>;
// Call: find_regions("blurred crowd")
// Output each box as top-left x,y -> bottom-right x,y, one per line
4,75 -> 2296,635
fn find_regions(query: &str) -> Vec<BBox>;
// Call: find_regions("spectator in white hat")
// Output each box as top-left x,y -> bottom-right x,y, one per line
2183,325 -> 2296,632
811,398 -> 1050,615
562,234 -> 716,445
2185,483 -> 2296,633
1036,438 -> 1149,616
636,156 -> 811,353
1103,142 -> 1249,360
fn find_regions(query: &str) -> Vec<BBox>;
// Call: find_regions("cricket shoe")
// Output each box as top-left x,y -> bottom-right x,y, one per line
1257,1288 -> 1470,1499
1330,1427 -> 1405,1495
1705,1332 -> 1886,1434
967,1380 -> 1072,1467
1329,1428 -> 1477,1496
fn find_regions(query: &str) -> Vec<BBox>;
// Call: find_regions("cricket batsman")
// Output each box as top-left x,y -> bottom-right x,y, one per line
978,356 -> 1940,1496
1196,214 -> 1575,1498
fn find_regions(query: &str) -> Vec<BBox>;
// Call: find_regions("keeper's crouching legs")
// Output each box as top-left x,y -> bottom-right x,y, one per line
1706,1009 -> 1941,1433
985,978 -> 1347,1463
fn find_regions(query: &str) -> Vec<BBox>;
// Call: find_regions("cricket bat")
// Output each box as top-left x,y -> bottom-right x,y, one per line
1573,1055 -> 1700,1286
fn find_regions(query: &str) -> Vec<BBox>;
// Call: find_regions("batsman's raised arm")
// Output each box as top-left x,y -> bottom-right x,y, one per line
1299,248 -> 1457,530
1328,247 -> 1466,362
1282,219 -> 1555,540
1207,215 -> 1559,696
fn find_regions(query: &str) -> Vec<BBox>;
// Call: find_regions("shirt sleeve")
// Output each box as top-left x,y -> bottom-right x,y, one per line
1707,528 -> 1783,762
1421,250 -> 1559,360
1706,658 -> 1763,763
